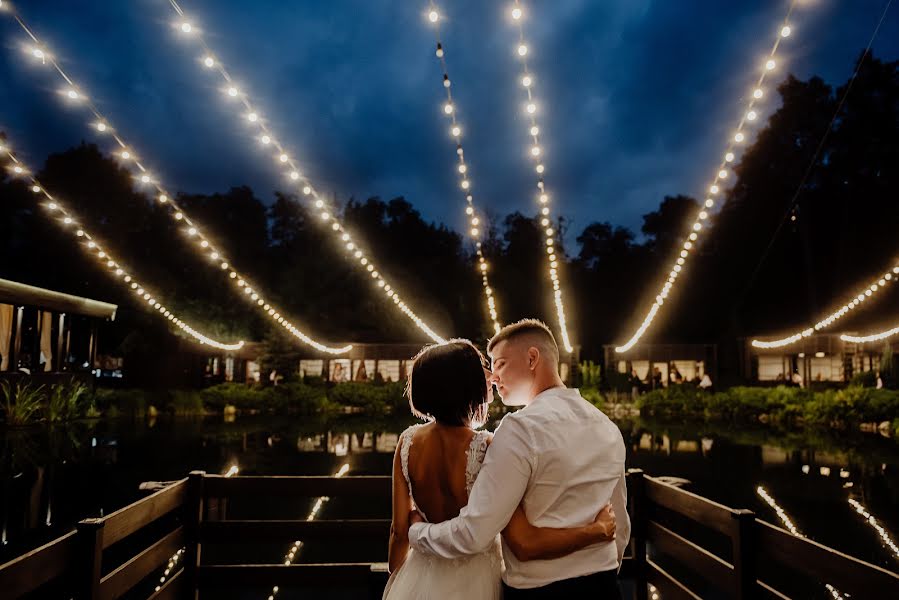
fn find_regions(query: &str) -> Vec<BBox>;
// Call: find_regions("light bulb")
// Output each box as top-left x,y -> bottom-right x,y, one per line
725,152 -> 735,162
279,153 -> 288,162
66,89 -> 79,100
444,103 -> 454,115
303,186 -> 312,195
247,112 -> 259,122
140,174 -> 151,183
522,75 -> 532,87
204,56 -> 214,68
227,87 -> 239,97
765,59 -> 776,71
530,126 -> 539,136
734,132 -> 745,143
261,135 -> 271,144
747,110 -> 757,121
428,10 -> 438,22
289,171 -> 299,180
96,122 -> 107,132
518,44 -> 528,57
753,88 -> 763,99
121,151 -> 131,160
781,26 -> 791,38
531,145 -> 541,156
32,185 -> 41,193
180,22 -> 192,33
526,103 -> 536,114
451,125 -> 461,137
512,7 -> 522,20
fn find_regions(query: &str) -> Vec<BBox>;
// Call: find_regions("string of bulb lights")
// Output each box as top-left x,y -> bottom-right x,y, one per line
426,4 -> 501,335
841,323 -> 899,344
4,6 -> 352,355
751,263 -> 899,348
1,143 -> 244,351
615,1 -> 802,353
848,498 -> 899,562
507,1 -> 574,354
165,0 -> 445,345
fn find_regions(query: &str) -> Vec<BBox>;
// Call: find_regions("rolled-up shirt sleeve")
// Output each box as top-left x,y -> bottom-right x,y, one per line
408,416 -> 533,558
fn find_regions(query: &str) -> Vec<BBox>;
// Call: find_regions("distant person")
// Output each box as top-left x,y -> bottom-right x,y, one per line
791,371 -> 803,387
629,368 -> 642,400
699,374 -> 713,390
652,367 -> 663,389
876,371 -> 884,389
670,367 -> 683,384
385,334 -> 618,599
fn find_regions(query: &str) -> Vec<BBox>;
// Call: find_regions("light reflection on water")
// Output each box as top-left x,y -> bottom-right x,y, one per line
1,412 -> 898,573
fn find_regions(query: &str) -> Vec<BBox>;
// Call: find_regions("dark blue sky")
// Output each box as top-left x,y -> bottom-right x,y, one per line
2,0 -> 897,237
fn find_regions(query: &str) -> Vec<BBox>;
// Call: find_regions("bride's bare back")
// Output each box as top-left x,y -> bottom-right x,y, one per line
406,423 -> 486,523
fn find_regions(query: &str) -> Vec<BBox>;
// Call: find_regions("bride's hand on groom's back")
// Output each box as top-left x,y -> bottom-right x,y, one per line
589,504 -> 616,542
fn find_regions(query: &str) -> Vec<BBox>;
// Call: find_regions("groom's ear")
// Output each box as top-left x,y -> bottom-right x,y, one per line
527,346 -> 540,370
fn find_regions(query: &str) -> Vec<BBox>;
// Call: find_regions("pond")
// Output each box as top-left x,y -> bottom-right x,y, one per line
2,410 -> 898,579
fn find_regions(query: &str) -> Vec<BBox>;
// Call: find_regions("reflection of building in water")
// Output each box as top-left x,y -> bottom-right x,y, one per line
604,343 -> 717,390
741,334 -> 899,386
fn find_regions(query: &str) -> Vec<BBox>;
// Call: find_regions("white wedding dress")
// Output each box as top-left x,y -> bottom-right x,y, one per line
383,424 -> 503,599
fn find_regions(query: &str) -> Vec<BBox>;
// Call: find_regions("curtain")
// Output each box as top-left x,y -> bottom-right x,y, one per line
39,310 -> 53,372
0,304 -> 12,371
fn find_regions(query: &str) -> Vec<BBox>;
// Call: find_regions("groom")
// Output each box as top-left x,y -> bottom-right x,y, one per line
408,319 -> 630,598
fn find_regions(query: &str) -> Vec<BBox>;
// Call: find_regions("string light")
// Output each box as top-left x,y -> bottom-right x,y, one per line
269,463 -> 349,599
616,1 -> 803,353
848,498 -> 899,561
752,264 -> 899,348
164,0 -> 445,344
2,144 -> 243,351
507,0 -> 574,353
5,5 -> 352,356
841,323 -> 899,344
426,4 -> 501,334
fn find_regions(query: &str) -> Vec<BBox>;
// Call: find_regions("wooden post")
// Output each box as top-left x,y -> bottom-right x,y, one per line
184,470 -> 206,599
628,468 -> 648,600
76,517 -> 105,600
730,509 -> 756,600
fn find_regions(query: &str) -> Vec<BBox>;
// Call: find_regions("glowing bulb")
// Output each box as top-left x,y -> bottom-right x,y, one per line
32,185 -> 41,193
718,169 -> 728,179
260,135 -> 271,144
781,25 -> 791,38
428,10 -> 438,22
526,103 -> 536,114
765,59 -> 776,71
725,152 -> 735,162
753,88 -> 764,99
180,22 -> 193,33
227,87 -> 239,97
522,75 -> 532,87
536,164 -> 545,174
444,103 -> 454,115
734,132 -> 745,143
121,151 -> 131,160
747,110 -> 757,121
518,44 -> 528,57
247,112 -> 259,122
303,185 -> 312,195
140,174 -> 151,183
531,145 -> 541,157
203,56 -> 214,68
289,171 -> 300,180
96,122 -> 107,132
158,194 -> 168,203
451,125 -> 461,137
66,89 -> 80,100
32,48 -> 45,60
13,166 -> 23,174
279,153 -> 289,163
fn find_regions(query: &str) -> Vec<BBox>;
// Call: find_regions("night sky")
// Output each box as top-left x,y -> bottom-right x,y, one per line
1,0 -> 897,238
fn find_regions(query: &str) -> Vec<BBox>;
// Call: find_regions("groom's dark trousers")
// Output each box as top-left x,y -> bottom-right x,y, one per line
502,569 -> 621,599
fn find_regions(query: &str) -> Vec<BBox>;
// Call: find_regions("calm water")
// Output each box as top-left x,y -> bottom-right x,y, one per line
2,410 -> 898,580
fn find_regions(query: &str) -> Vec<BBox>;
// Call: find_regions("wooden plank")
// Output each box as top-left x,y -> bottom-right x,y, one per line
646,559 -> 703,600
203,475 -> 391,499
647,520 -> 734,593
200,519 -> 391,543
645,476 -> 736,537
99,527 -> 184,600
147,568 -> 185,600
628,469 -> 649,600
101,479 -> 187,549
0,530 -> 77,598
757,580 -> 791,600
756,519 -> 899,596
198,564 -> 377,587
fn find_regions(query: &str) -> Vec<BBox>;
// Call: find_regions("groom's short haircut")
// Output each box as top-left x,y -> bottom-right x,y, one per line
487,318 -> 560,365
406,338 -> 489,426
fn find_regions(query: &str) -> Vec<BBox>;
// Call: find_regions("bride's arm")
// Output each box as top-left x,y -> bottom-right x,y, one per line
388,437 -> 413,574
501,502 -> 616,562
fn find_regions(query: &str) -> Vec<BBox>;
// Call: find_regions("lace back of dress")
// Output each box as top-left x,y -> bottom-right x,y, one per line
464,431 -> 491,494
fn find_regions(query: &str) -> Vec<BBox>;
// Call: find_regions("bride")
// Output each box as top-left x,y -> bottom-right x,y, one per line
384,339 -> 616,599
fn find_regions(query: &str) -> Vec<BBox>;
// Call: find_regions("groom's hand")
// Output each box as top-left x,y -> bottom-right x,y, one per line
589,504 -> 616,542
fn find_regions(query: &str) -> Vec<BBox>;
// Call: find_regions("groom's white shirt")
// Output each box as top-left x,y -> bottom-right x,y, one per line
408,386 -> 630,589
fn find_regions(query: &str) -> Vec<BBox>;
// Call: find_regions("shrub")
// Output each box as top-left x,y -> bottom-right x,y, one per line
578,361 -> 602,388
849,370 -> 877,388
580,387 -> 605,409
170,390 -> 205,416
1,380 -> 45,426
266,382 -> 330,414
47,379 -> 91,422
200,383 -> 266,412
94,388 -> 149,419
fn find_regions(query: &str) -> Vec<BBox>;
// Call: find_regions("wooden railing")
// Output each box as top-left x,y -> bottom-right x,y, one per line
1,470 -> 897,598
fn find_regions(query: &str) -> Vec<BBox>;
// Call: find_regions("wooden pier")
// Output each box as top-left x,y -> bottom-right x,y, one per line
1,470 -> 897,599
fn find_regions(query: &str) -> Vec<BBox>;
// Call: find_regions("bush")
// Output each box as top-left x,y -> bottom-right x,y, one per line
636,384 -> 899,430
580,387 -> 605,409
170,390 -> 205,416
849,370 -> 877,388
266,382 -> 331,414
94,388 -> 150,419
47,379 -> 91,422
200,383 -> 266,412
1,380 -> 45,426
578,361 -> 601,388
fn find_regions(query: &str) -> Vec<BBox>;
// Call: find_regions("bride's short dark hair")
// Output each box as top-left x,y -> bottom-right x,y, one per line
406,339 -> 489,427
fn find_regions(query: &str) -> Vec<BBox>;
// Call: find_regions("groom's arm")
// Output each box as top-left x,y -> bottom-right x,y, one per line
407,417 -> 533,558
